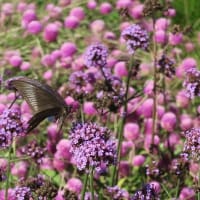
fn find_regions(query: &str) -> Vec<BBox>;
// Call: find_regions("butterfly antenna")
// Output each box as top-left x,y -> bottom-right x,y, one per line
8,92 -> 19,109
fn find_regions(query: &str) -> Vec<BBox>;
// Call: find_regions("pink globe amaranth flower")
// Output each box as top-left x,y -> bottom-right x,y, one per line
83,102 -> 97,115
0,189 -> 15,200
0,94 -> 7,104
21,101 -> 31,114
55,191 -> 65,200
144,135 -> 160,151
114,61 -> 128,78
40,157 -> 53,170
64,15 -> 79,29
181,57 -> 197,71
87,0 -> 97,10
9,55 -> 23,67
20,62 -> 31,71
60,42 -> 77,57
155,18 -> 170,31
60,57 -> 72,69
161,112 -> 176,132
43,70 -> 53,80
70,7 -> 85,20
119,161 -> 130,177
179,187 -> 195,200
132,155 -> 146,166
11,161 -> 28,178
17,2 -> 27,12
121,141 -> 133,156
2,3 -> 14,16
154,30 -> 168,44
51,49 -> 61,60
150,181 -> 161,194
31,46 -> 41,58
157,105 -> 165,118
53,153 -> 66,171
47,5 -> 62,19
123,123 -> 140,141
139,63 -> 151,76
107,57 -> 117,68
100,2 -> 112,15
66,178 -> 83,194
140,98 -> 153,118
56,139 -> 72,160
120,22 -> 131,31
27,20 -> 42,35
169,32 -> 183,45
164,8 -> 176,17
104,31 -> 116,40
180,114 -> 193,131
143,80 -> 154,96
0,158 -> 8,169
59,0 -> 71,6
185,42 -> 195,52
164,133 -> 180,148
116,0 -> 132,9
43,23 -> 59,42
41,54 -> 56,67
190,162 -> 199,174
47,123 -> 61,141
176,90 -> 189,108
90,20 -> 105,33
129,4 -> 144,19
21,9 -> 37,28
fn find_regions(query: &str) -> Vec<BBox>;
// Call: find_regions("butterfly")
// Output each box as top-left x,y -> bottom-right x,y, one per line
6,76 -> 71,133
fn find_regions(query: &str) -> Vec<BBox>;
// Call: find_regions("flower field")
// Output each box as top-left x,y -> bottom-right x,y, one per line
0,0 -> 200,199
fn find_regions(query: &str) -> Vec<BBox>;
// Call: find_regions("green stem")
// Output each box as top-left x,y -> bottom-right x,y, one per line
90,168 -> 95,200
81,172 -> 89,200
5,145 -> 12,200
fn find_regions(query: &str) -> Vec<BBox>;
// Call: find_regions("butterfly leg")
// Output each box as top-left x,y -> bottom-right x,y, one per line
8,92 -> 20,109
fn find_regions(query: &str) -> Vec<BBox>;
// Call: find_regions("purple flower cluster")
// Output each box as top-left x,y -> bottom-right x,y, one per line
121,24 -> 149,54
183,128 -> 200,161
183,68 -> 200,99
107,186 -> 129,200
14,186 -> 31,200
84,44 -> 108,68
0,108 -> 25,149
69,122 -> 117,171
158,55 -> 175,78
131,184 -> 159,200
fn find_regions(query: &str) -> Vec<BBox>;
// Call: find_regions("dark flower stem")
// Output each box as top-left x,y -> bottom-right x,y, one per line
81,172 -> 89,200
90,168 -> 95,200
111,57 -> 133,186
151,17 -> 158,148
5,145 -> 12,200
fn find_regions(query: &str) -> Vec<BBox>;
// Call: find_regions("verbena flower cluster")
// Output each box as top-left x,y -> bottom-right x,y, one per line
84,44 -> 108,68
131,184 -> 159,200
183,128 -> 200,161
0,108 -> 25,149
69,122 -> 117,171
121,24 -> 149,54
106,186 -> 129,200
158,55 -> 175,78
183,68 -> 200,99
14,186 -> 31,200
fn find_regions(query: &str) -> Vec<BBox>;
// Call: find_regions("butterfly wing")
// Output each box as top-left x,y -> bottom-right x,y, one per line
8,76 -> 66,114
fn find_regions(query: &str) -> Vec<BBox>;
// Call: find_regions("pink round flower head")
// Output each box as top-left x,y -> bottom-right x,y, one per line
0,104 -> 5,114
59,0 -> 71,6
43,23 -> 59,42
116,0 -> 132,9
121,141 -> 133,156
132,155 -> 146,166
155,18 -> 169,30
165,8 -> 176,17
2,3 -> 14,16
161,112 -> 176,132
129,4 -> 144,19
0,94 -> 7,104
180,115 -> 193,131
181,57 -> 197,71
100,2 -> 112,15
124,123 -> 140,141
51,49 -> 61,60
185,42 -> 195,52
11,161 -> 28,178
41,54 -> 56,67
66,178 -> 83,194
90,20 -> 105,33
141,98 -> 153,118
179,187 -> 195,200
154,30 -> 168,44
64,15 -> 79,29
114,61 -> 128,78
43,70 -> 53,80
169,32 -> 183,46
17,2 -> 27,12
119,161 -> 130,177
20,62 -> 31,71
53,153 -> 66,171
60,42 -> 77,57
150,181 -> 161,194
22,9 -> 37,28
56,139 -> 72,160
83,102 -> 97,115
9,55 -> 22,67
70,7 -> 85,20
176,90 -> 189,108
87,0 -> 97,10
27,20 -> 42,35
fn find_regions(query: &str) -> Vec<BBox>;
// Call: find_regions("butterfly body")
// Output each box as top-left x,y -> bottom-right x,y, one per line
7,76 -> 70,133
